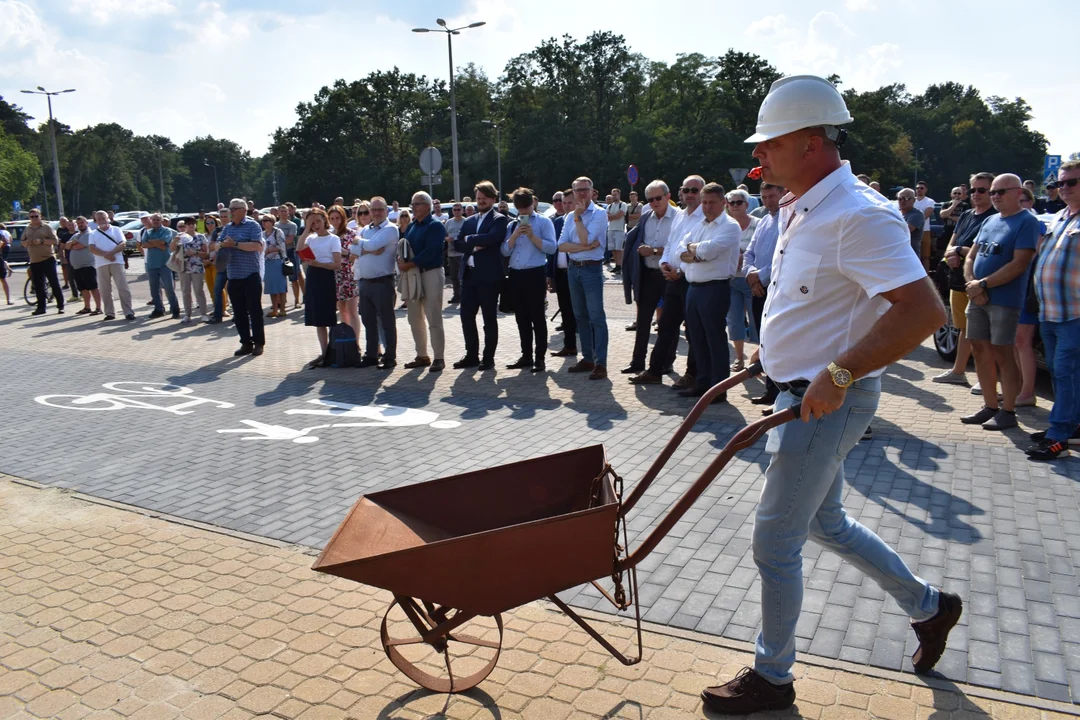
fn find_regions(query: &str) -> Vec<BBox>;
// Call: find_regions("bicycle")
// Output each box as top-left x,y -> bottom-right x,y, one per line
24,274 -> 55,307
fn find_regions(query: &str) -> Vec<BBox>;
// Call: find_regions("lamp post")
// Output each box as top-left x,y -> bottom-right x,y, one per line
204,159 -> 220,208
914,147 -> 923,188
20,86 -> 75,218
412,18 -> 486,201
482,120 -> 501,194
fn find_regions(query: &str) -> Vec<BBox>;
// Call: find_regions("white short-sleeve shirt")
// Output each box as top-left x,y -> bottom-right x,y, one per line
914,196 -> 935,232
760,164 -> 926,383
306,233 -> 342,264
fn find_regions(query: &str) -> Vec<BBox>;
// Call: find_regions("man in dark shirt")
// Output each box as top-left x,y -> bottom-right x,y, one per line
401,191 -> 448,372
934,172 -> 998,386
897,189 -> 924,255
1036,185 -> 1067,214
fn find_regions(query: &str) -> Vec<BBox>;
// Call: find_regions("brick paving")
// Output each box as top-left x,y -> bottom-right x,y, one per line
4,476 -> 1079,719
2,261 -> 1080,705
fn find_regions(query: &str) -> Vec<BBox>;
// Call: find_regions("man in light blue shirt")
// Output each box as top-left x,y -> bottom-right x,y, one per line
558,176 -> 610,379
502,187 -> 557,372
142,214 -> 180,319
353,197 -> 400,369
742,182 -> 784,406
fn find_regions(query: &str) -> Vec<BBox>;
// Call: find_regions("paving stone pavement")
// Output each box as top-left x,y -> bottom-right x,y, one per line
5,477 -> 1080,720
2,262 -> 1080,705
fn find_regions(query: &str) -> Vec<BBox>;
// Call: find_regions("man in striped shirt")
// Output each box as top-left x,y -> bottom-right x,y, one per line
1028,161 -> 1080,460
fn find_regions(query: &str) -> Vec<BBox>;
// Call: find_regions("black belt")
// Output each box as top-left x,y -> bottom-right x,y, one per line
360,274 -> 394,283
688,279 -> 730,286
569,259 -> 603,267
774,379 -> 810,392
508,265 -> 546,273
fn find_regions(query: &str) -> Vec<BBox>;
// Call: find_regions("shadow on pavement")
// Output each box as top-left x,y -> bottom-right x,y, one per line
380,688 -> 503,719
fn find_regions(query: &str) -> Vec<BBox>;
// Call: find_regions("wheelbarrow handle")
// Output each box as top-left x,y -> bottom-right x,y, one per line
618,401 -> 802,573
620,361 -> 764,516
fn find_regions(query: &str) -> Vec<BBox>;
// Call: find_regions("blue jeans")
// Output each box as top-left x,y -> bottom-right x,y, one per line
568,264 -> 608,365
753,376 -> 938,685
685,280 -> 731,391
146,265 -> 178,315
1041,319 -> 1080,443
727,276 -> 758,343
212,268 -> 228,320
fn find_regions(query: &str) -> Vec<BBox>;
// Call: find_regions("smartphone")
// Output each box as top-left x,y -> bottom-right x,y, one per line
518,214 -> 531,227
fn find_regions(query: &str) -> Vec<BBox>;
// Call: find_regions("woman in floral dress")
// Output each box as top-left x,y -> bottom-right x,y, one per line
327,204 -> 360,336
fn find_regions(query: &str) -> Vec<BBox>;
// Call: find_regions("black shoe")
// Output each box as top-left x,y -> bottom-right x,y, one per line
171,311 -> 181,320
357,357 -> 379,368
453,356 -> 480,369
555,324 -> 563,331
429,359 -> 445,372
551,347 -> 577,357
103,314 -> 116,321
620,365 -> 644,374
612,266 -> 621,275
912,591 -> 963,673
960,406 -> 998,425
234,345 -> 254,356
625,321 -> 637,331
751,393 -> 779,405
377,359 -> 396,370
447,296 -> 460,304
531,362 -> 546,373
125,314 -> 136,321
478,359 -> 495,371
31,309 -> 46,316
1026,438 -> 1069,461
678,387 -> 706,398
206,318 -> 222,324
982,409 -> 1017,431
149,310 -> 165,319
701,668 -> 796,715
507,357 -> 533,369
660,366 -> 674,374
57,307 -> 65,314
862,426 -> 873,441
251,345 -> 264,357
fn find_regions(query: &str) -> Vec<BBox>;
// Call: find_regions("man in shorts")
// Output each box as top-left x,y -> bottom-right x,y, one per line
960,173 -> 1039,431
606,188 -> 627,274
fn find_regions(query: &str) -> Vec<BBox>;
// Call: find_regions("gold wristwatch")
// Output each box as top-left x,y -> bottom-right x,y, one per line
826,362 -> 854,389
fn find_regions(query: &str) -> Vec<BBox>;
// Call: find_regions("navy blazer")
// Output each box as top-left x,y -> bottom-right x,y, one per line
622,208 -> 653,304
546,214 -> 566,278
454,210 -> 509,285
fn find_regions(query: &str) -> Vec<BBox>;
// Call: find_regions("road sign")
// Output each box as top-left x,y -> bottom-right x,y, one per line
420,147 -> 442,175
112,204 -> 120,211
421,175 -> 442,186
1044,155 -> 1062,186
12,200 -> 21,212
627,165 -> 639,186
729,168 -> 749,185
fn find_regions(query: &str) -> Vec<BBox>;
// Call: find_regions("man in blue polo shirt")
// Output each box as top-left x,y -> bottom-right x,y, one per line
961,173 -> 1039,431
218,198 -> 266,356
559,176 -> 609,380
142,214 -> 180,319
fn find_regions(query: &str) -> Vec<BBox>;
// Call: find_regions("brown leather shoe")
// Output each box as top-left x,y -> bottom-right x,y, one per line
567,360 -> 595,373
701,667 -> 795,715
672,372 -> 695,390
404,356 -> 431,369
589,364 -> 607,380
911,591 -> 962,673
551,346 -> 578,357
629,372 -> 662,385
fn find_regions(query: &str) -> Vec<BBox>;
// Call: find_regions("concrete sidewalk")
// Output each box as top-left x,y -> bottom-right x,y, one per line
0,475 -> 1075,720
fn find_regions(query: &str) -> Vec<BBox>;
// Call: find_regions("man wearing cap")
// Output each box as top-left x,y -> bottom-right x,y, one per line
701,75 -> 961,715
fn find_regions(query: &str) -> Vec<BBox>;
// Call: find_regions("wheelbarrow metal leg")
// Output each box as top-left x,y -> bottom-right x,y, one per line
548,578 -> 643,667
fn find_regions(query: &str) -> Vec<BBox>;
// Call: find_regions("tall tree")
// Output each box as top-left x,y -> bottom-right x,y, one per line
0,125 -> 41,215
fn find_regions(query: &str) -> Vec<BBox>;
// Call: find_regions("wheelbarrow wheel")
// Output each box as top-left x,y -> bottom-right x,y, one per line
380,596 -> 504,693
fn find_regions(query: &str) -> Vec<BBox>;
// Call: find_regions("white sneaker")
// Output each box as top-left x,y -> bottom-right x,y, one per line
198,315 -> 208,323
932,371 -> 968,385
181,315 -> 191,323
971,383 -> 982,396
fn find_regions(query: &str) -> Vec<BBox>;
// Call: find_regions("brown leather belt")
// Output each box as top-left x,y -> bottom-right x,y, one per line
569,259 -> 603,267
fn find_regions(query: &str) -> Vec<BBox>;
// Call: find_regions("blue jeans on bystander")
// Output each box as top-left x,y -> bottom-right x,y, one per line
1040,318 -> 1080,443
568,263 -> 608,366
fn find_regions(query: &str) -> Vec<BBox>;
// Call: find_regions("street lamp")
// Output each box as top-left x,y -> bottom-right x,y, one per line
482,120 -> 501,195
412,18 -> 486,201
20,86 -> 75,218
914,147 -> 924,188
204,159 -> 220,208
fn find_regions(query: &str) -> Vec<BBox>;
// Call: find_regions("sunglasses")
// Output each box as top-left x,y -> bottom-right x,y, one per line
951,192 -> 962,197
646,195 -> 666,203
1048,178 -> 1080,190
356,210 -> 370,216
728,200 -> 746,206
29,215 -> 41,219
988,187 -> 1021,197
680,187 -> 701,194
969,187 -> 989,194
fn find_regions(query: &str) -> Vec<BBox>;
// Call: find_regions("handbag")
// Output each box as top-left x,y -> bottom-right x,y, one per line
167,242 -> 185,273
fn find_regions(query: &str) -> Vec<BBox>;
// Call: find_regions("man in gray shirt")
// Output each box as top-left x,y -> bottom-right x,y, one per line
66,216 -> 102,315
897,189 -> 925,257
445,202 -> 467,304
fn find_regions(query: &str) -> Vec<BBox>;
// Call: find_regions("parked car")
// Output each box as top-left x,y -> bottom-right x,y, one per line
117,219 -> 146,256
112,211 -> 148,223
3,220 -> 61,264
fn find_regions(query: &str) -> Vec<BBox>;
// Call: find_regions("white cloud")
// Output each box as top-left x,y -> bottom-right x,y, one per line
845,0 -> 875,10
70,0 -> 175,24
745,14 -> 791,38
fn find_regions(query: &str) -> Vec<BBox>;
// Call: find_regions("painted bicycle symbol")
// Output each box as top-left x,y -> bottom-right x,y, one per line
216,400 -> 461,443
35,382 -> 235,415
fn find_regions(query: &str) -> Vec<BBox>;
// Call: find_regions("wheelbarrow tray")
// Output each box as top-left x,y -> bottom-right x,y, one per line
312,444 -> 619,616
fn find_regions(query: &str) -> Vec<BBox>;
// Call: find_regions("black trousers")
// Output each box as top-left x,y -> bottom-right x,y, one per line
752,292 -> 779,398
460,278 -> 499,361
227,272 -> 265,347
631,266 -> 666,368
448,256 -> 462,299
30,259 -> 64,312
647,276 -> 695,377
553,267 -> 576,348
508,266 -> 548,360
358,277 -> 396,362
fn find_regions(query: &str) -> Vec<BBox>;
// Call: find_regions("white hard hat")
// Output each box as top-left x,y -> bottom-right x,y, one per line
744,75 -> 853,144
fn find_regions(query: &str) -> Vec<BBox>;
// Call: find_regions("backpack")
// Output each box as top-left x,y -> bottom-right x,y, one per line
324,322 -> 361,368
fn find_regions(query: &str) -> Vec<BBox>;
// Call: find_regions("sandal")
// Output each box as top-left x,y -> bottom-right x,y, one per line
731,359 -> 745,372
75,308 -> 92,315
308,356 -> 326,369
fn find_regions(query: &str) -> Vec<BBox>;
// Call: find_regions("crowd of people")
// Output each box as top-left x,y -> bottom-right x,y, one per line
6,160 -> 1078,462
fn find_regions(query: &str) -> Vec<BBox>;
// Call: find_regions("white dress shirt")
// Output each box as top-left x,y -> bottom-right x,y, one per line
467,209 -> 492,268
760,164 -> 927,383
674,214 -> 741,284
660,205 -> 703,273
639,208 -> 674,270
352,220 -> 400,279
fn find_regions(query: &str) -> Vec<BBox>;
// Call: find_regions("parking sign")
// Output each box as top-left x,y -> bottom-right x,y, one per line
1044,155 -> 1062,185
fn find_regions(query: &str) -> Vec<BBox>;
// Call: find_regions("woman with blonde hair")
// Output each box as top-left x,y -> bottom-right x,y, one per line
725,188 -> 760,371
296,208 -> 342,366
328,204 -> 360,335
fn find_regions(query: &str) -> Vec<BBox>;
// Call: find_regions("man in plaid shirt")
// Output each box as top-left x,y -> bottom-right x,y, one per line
1028,160 -> 1080,460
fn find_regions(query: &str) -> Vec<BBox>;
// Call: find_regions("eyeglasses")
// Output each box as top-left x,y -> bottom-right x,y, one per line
28,214 -> 41,218
1048,178 -> 1080,190
356,210 -> 370,216
969,187 -> 989,194
727,200 -> 746,206
646,195 -> 666,203
680,187 -> 701,194
951,192 -> 962,197
988,187 -> 1021,197
573,188 -> 590,194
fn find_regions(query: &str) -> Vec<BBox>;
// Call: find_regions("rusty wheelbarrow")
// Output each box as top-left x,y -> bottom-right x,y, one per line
312,362 -> 801,693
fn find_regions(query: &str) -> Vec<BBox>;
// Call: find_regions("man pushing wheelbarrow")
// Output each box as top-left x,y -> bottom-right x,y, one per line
699,75 -> 962,714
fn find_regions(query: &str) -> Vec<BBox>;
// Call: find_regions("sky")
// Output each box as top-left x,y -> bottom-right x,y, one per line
2,0 -> 1077,168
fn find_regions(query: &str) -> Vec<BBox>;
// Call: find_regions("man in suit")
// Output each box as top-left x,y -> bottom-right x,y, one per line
453,180 -> 509,371
623,180 -> 675,375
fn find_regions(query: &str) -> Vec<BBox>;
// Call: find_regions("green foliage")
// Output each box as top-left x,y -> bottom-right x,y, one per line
0,125 -> 41,214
